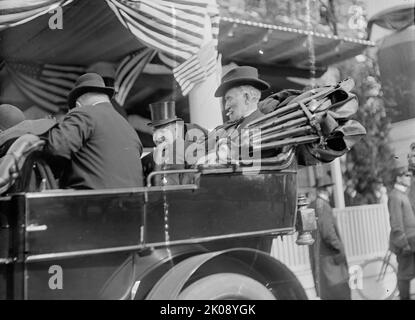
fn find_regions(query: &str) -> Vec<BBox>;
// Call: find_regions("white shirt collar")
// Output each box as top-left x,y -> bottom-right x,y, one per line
317,192 -> 330,202
394,183 -> 408,193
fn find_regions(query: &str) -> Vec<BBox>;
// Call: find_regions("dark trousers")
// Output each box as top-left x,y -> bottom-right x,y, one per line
398,280 -> 411,300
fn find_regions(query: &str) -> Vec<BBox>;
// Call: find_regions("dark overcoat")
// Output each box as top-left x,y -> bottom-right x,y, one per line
309,196 -> 351,300
45,102 -> 144,189
388,188 -> 415,280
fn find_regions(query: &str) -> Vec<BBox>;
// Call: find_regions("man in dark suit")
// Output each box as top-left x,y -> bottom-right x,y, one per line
309,175 -> 351,300
388,166 -> 415,300
43,73 -> 144,189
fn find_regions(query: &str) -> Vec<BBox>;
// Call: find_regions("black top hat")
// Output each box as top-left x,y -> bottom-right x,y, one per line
68,73 -> 115,109
214,66 -> 270,97
315,175 -> 334,188
149,101 -> 182,128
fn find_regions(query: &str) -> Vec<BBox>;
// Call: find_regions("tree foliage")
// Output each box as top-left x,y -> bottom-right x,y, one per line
336,49 -> 397,202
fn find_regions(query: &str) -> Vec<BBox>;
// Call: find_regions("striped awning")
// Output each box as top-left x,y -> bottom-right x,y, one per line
106,0 -> 220,95
0,0 -> 74,31
1,0 -> 220,96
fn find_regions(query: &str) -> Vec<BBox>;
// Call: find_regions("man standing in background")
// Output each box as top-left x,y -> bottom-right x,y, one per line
407,142 -> 415,211
309,175 -> 351,300
388,166 -> 415,300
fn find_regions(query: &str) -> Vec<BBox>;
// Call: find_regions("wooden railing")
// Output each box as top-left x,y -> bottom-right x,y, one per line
271,203 -> 391,298
335,204 -> 390,263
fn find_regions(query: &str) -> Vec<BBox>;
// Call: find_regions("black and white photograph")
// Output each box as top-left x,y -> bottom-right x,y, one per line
0,0 -> 414,303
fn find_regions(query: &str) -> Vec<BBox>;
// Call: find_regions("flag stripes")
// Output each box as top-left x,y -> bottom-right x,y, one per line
106,0 -> 219,96
6,61 -> 86,112
0,0 -> 73,31
5,49 -> 154,112
114,47 -> 156,106
1,0 -> 220,99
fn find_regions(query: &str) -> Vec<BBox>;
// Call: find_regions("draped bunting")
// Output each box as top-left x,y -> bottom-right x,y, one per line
0,0 -> 74,31
6,62 -> 86,112
5,48 -> 155,112
106,0 -> 220,95
2,0 -> 220,99
114,47 -> 156,106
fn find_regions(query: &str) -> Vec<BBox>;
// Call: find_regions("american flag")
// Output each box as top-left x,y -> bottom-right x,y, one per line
6,49 -> 154,112
0,0 -> 74,31
6,61 -> 86,112
106,0 -> 220,96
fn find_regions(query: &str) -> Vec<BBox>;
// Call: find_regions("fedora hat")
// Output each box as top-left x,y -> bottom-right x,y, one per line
0,104 -> 25,131
214,66 -> 270,97
68,73 -> 114,109
148,101 -> 182,128
315,175 -> 334,188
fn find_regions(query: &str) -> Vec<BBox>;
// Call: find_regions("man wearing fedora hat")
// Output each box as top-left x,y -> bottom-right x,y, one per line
388,166 -> 415,299
43,73 -> 144,189
309,174 -> 351,300
200,66 -> 270,161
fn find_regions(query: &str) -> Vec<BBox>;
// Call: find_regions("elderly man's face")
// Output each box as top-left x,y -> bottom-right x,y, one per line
224,87 -> 249,122
153,122 -> 177,146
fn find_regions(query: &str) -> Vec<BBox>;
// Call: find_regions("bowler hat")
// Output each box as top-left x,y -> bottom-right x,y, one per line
315,175 -> 334,188
68,73 -> 114,109
149,101 -> 182,128
214,66 -> 270,97
0,104 -> 25,131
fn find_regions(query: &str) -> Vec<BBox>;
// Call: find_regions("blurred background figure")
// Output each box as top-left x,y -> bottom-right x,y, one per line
408,142 -> 415,211
309,175 -> 351,300
366,177 -> 388,205
388,166 -> 415,300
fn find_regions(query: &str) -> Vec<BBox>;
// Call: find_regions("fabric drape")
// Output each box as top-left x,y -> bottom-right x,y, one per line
5,47 -> 154,112
106,0 -> 219,95
0,0 -> 73,31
